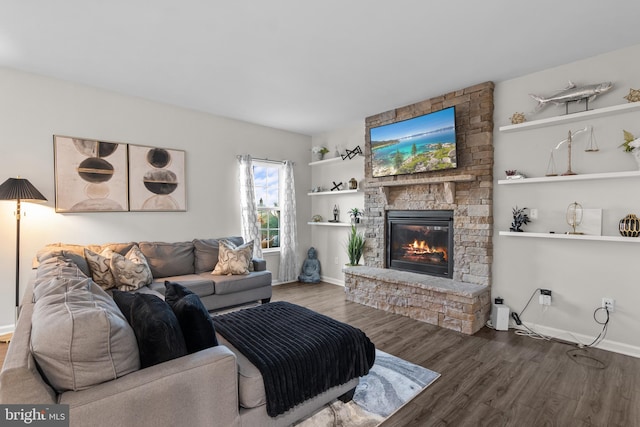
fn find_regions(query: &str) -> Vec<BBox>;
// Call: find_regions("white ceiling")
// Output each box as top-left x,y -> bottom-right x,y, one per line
2,1 -> 640,136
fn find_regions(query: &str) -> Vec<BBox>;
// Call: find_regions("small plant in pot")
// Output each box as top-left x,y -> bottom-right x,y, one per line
348,207 -> 362,224
510,206 -> 530,232
346,225 -> 365,266
311,146 -> 330,161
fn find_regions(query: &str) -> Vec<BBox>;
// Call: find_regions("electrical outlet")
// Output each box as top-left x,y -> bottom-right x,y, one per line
602,297 -> 615,312
334,257 -> 339,265
530,208 -> 538,219
539,289 -> 552,306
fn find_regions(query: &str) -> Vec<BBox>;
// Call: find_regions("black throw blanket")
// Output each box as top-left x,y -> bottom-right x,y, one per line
215,301 -> 375,417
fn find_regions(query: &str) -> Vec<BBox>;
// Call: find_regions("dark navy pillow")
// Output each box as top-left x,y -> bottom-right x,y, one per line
165,281 -> 219,353
113,290 -> 187,368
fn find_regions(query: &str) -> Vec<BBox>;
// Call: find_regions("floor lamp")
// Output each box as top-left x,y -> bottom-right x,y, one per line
0,177 -> 47,324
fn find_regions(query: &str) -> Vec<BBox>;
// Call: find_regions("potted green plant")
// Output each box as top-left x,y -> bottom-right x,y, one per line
311,146 -> 330,161
510,206 -> 530,232
346,225 -> 365,266
348,207 -> 362,224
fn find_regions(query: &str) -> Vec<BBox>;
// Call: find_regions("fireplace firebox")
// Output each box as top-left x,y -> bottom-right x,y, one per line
386,210 -> 454,278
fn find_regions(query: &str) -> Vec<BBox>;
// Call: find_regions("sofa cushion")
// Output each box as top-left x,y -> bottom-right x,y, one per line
30,278 -> 140,393
216,334 -> 265,409
84,247 -> 117,290
212,240 -> 253,276
212,270 -> 271,295
112,291 -> 188,368
139,241 -> 194,277
36,243 -> 136,277
193,237 -> 244,274
36,246 -> 92,277
33,257 -> 89,301
110,245 -> 153,291
150,275 -> 214,297
165,282 -> 218,353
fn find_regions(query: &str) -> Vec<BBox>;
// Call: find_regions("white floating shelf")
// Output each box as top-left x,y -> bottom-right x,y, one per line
499,102 -> 640,133
498,170 -> 640,185
307,221 -> 361,227
309,154 -> 363,166
307,189 -> 360,196
499,231 -> 640,243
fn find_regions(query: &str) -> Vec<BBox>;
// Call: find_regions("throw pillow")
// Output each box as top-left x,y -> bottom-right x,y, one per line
211,240 -> 253,275
84,247 -> 116,290
165,281 -> 218,353
112,291 -> 188,368
110,245 -> 153,291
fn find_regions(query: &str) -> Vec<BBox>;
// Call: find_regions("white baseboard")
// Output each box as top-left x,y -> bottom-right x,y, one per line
0,324 -> 15,336
320,276 -> 344,286
523,322 -> 640,359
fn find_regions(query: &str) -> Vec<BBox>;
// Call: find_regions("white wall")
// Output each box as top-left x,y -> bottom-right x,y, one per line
0,67 -> 312,332
493,44 -> 640,356
310,122 -> 365,285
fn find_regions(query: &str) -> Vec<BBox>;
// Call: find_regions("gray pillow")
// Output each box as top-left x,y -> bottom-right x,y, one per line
30,279 -> 140,393
138,241 -> 195,277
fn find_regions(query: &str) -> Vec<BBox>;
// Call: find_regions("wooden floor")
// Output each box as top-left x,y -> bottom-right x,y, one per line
273,282 -> 640,427
2,282 -> 638,426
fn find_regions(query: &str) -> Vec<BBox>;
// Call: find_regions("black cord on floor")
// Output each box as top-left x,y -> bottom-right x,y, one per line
512,291 -> 610,368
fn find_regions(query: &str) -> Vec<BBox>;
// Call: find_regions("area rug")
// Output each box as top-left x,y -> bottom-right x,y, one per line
295,349 -> 440,427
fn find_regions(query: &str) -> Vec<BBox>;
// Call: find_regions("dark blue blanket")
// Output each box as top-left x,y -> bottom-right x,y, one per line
215,301 -> 375,417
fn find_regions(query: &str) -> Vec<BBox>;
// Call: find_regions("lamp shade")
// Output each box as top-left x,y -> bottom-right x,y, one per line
0,178 -> 47,202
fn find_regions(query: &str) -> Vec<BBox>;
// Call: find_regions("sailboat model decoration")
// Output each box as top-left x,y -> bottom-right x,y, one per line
584,126 -> 599,152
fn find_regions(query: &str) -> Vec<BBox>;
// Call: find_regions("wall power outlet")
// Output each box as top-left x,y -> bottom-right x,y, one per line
539,289 -> 552,306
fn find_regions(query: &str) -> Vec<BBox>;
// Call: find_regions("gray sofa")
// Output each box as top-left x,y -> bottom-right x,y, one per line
35,236 -> 272,311
0,238 -> 359,427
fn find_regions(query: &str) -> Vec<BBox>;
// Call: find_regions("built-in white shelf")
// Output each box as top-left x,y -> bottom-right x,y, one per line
499,102 -> 640,133
307,189 -> 360,196
499,231 -> 640,243
307,221 -> 361,227
498,170 -> 640,185
309,154 -> 363,167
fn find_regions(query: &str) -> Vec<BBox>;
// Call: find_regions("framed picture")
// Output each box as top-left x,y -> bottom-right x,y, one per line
53,135 -> 129,212
128,145 -> 186,211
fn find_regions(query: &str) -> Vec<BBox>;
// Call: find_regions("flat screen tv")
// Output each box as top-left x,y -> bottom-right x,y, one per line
369,106 -> 457,178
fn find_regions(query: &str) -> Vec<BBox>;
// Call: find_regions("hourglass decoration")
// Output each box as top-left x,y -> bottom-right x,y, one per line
566,202 -> 584,235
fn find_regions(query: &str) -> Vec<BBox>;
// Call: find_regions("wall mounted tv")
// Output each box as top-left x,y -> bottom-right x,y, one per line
369,106 -> 457,178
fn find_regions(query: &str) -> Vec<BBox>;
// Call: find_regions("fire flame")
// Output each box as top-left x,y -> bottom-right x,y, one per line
407,239 -> 447,260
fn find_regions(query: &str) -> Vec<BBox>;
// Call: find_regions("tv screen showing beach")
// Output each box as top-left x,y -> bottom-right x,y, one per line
369,106 -> 457,178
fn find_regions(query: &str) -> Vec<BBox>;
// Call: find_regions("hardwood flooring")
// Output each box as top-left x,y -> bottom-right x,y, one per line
273,282 -> 640,427
2,283 -> 637,426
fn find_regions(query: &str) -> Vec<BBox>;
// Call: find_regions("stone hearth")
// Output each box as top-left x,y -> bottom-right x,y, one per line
345,82 -> 494,335
344,267 -> 491,334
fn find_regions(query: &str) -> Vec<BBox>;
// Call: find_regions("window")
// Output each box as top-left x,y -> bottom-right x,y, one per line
253,161 -> 281,251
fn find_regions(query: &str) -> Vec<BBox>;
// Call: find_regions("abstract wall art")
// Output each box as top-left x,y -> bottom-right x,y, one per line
128,145 -> 186,211
53,135 -> 186,212
54,135 -> 129,212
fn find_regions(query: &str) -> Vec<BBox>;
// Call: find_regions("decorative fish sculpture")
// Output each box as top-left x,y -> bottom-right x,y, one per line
530,81 -> 613,111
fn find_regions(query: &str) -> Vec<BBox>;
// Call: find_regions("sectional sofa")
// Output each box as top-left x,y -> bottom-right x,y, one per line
0,237 -> 365,426
34,236 -> 272,310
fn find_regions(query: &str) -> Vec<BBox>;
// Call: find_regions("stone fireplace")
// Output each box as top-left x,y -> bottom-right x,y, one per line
344,82 -> 494,334
386,210 -> 453,278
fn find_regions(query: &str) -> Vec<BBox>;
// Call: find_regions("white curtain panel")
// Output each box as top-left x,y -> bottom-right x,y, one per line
237,155 -> 263,259
278,160 -> 298,282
